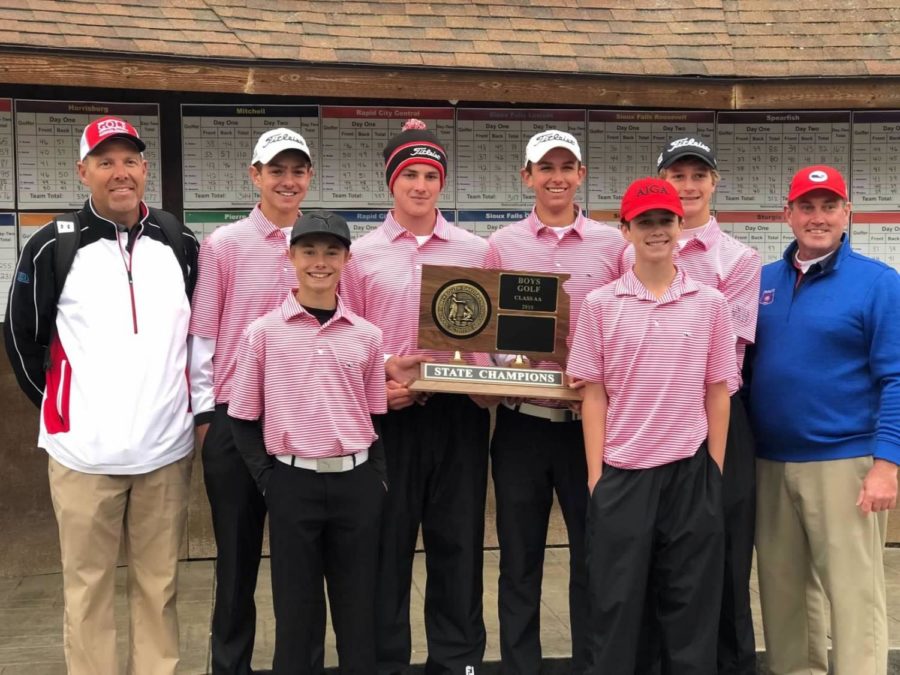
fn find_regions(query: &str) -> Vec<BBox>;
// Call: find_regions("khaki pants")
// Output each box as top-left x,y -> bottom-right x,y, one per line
756,456 -> 888,675
48,453 -> 192,675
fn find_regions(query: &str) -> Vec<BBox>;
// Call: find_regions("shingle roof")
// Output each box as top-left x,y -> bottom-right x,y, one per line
1,0 -> 898,78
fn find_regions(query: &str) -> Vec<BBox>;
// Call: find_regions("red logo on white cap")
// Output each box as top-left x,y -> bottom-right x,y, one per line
96,118 -> 129,137
79,116 -> 144,160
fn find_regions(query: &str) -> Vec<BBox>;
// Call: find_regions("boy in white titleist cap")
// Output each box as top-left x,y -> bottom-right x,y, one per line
570,177 -> 734,673
485,129 -> 624,673
188,127 -> 324,673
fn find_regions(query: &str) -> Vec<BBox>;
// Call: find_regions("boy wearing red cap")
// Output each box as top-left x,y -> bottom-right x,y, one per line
630,138 -> 761,674
568,177 -> 735,673
340,120 -> 491,674
4,116 -> 199,673
749,166 -> 900,675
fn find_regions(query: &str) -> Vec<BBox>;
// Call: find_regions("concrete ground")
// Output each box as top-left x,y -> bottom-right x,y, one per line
2,547 -> 900,673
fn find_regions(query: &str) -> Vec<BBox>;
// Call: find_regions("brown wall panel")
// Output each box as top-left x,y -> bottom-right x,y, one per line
0,357 -> 60,576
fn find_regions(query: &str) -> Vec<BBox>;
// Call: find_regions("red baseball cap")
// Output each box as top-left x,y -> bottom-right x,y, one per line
79,116 -> 146,161
787,165 -> 848,202
620,177 -> 684,222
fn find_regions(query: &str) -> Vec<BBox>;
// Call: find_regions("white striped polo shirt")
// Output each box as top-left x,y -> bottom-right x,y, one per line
227,293 -> 386,458
485,207 -> 625,407
622,216 -> 760,395
340,209 -> 489,365
189,205 -> 298,404
567,268 -> 736,469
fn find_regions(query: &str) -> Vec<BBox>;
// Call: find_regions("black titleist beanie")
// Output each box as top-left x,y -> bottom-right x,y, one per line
383,118 -> 448,192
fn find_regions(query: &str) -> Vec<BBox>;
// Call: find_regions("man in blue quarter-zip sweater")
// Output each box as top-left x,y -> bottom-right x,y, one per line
749,165 -> 900,675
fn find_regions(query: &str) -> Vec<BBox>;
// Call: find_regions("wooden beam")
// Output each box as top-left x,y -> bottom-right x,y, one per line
735,79 -> 900,110
251,66 -> 735,109
0,50 -> 734,108
5,50 -> 900,110
0,52 -> 253,95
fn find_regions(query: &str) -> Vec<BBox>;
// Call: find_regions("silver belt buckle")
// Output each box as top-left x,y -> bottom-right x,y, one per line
315,457 -> 343,473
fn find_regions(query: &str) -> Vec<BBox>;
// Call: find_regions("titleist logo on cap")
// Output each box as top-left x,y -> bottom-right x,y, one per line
96,118 -> 130,137
533,131 -> 577,146
667,137 -> 711,152
410,146 -> 443,160
262,132 -> 304,148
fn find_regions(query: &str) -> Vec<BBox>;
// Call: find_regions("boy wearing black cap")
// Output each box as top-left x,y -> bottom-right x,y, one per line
569,177 -> 735,673
627,138 -> 761,674
229,210 -> 387,674
189,128 -> 322,673
341,120 -> 491,674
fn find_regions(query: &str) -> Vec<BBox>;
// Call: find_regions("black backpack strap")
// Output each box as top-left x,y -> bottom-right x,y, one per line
52,211 -> 81,299
44,211 -> 81,371
148,207 -> 192,291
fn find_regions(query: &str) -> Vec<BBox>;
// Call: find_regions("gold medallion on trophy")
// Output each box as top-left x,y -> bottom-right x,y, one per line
432,280 -> 491,339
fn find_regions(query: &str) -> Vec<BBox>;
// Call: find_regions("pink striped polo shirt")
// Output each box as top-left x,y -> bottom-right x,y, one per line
622,216 -> 760,395
567,268 -> 736,470
485,207 -> 625,407
340,209 -> 489,364
227,293 -> 386,458
189,205 -> 298,404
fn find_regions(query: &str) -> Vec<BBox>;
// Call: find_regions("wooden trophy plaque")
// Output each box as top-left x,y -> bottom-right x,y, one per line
409,264 -> 580,401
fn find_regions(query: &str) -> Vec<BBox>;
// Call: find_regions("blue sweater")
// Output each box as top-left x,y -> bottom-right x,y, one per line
749,235 -> 900,465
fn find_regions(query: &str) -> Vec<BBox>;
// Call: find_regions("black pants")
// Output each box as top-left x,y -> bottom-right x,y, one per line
491,405 -> 589,674
266,457 -> 385,674
635,396 -> 756,675
203,404 -> 269,674
716,395 -> 756,675
586,447 -> 724,675
375,394 -> 490,675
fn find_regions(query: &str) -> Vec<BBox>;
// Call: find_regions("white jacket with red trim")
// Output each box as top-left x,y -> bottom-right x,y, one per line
4,199 -> 200,475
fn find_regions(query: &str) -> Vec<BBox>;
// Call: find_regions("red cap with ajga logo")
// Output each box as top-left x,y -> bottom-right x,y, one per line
79,116 -> 146,161
787,165 -> 848,202
620,177 -> 684,222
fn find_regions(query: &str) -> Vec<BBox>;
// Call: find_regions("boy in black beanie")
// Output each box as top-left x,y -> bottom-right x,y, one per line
342,119 -> 492,674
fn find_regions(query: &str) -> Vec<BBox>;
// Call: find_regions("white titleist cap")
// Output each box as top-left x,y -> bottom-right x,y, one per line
251,128 -> 312,165
524,129 -> 582,166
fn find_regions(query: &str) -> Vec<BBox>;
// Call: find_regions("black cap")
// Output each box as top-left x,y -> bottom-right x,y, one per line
656,137 -> 717,171
290,210 -> 352,248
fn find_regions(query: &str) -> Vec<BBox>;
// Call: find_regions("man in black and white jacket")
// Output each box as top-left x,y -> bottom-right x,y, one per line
4,115 -> 199,675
